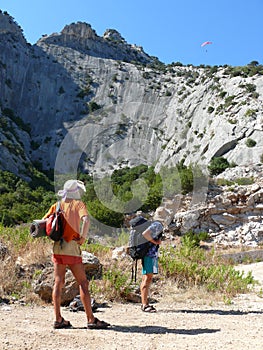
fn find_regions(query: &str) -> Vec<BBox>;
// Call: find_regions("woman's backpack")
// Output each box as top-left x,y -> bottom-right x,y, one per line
128,216 -> 152,282
45,201 -> 65,242
128,216 -> 152,260
30,202 -> 65,244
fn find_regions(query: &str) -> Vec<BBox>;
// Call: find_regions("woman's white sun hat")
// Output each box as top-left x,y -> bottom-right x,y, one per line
153,206 -> 172,226
57,180 -> 86,200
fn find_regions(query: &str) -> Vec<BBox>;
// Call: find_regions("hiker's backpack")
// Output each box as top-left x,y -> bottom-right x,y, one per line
128,216 -> 153,282
45,201 -> 65,242
128,216 -> 152,260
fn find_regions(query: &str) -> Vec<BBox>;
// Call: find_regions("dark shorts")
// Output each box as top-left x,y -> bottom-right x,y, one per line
142,256 -> 158,275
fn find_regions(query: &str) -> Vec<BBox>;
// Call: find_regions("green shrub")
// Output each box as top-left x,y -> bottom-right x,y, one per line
207,106 -> 214,113
58,86 -> 65,94
83,242 -> 111,255
0,224 -> 30,248
215,178 -> 234,186
159,243 -> 254,296
224,95 -> 236,108
0,170 -> 54,226
86,199 -> 124,227
245,138 -> 257,147
30,140 -> 41,150
236,177 -> 254,185
219,91 -> 227,98
244,83 -> 256,93
181,231 -> 210,248
88,101 -> 101,112
208,157 -> 230,176
2,108 -> 31,133
81,163 -> 197,222
228,118 -> 237,124
90,262 -> 133,301
159,162 -> 198,196
245,109 -> 257,118
142,71 -> 151,79
251,92 -> 259,99
77,87 -> 91,98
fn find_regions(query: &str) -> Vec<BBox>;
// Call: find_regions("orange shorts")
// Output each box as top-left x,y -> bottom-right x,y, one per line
52,254 -> 82,265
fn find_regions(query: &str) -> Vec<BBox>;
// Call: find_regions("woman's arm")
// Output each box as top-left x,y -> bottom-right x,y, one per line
142,228 -> 162,245
77,215 -> 90,245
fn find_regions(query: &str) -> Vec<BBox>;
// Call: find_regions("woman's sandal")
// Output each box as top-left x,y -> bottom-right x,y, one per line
53,317 -> 72,329
87,317 -> 110,329
141,304 -> 157,313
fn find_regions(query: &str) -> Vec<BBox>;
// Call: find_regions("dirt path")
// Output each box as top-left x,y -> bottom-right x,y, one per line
1,263 -> 263,350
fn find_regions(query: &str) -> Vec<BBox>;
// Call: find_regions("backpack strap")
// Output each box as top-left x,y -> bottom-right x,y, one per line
56,201 -> 61,212
131,261 -> 134,281
56,201 -> 64,248
131,259 -> 138,283
134,259 -> 137,282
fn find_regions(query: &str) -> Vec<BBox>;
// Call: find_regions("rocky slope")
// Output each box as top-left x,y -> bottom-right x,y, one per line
0,10 -> 263,180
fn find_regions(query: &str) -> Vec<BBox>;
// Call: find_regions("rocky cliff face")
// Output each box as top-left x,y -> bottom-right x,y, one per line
0,11 -> 263,181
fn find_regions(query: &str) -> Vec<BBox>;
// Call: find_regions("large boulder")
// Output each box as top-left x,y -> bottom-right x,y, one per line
33,251 -> 102,305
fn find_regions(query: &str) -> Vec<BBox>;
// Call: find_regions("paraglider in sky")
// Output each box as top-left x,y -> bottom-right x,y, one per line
201,41 -> 212,52
201,41 -> 212,47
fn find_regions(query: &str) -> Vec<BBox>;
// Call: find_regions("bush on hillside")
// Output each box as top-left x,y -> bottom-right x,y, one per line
208,157 -> 230,176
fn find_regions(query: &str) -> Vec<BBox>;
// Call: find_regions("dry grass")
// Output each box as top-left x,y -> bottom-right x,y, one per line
18,239 -> 52,265
159,279 -> 224,306
0,236 -> 51,300
0,257 -> 18,296
0,228 -> 257,306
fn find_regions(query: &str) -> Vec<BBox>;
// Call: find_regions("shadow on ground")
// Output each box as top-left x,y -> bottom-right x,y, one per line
158,308 -> 263,315
106,325 -> 221,335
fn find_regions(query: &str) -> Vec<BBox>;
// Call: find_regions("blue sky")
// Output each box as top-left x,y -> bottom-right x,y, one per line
1,0 -> 262,66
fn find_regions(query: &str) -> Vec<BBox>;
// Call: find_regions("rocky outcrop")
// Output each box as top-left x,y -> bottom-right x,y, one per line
155,175 -> 263,247
37,21 -> 154,63
33,251 -> 102,304
0,10 -> 26,43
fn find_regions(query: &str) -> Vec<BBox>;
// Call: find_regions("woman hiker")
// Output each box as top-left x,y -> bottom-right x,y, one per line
43,179 -> 110,329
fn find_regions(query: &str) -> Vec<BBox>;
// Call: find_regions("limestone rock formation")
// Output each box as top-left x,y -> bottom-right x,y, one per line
37,21 -> 153,63
154,166 -> 263,247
